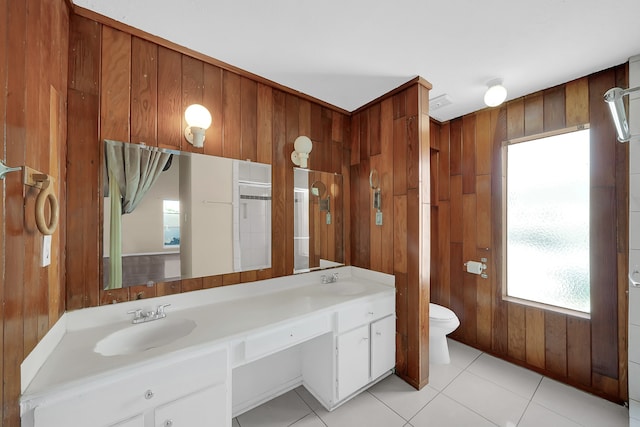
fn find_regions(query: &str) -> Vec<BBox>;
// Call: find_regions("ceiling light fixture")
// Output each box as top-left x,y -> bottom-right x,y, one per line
184,104 -> 212,148
484,79 -> 507,107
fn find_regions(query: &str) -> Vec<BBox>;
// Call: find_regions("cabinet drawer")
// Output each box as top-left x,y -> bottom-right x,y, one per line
244,314 -> 331,361
337,294 -> 394,333
33,347 -> 228,426
154,383 -> 227,427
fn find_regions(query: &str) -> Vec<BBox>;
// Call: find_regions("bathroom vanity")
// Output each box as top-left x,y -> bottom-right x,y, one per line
20,267 -> 395,426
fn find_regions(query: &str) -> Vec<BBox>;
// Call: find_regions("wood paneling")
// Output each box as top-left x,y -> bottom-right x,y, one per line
1,0 -> 69,424
430,69 -> 628,402
524,93 -> 543,136
157,47 -> 182,149
100,26 -> 131,143
65,17 -> 351,313
351,79 -> 432,389
525,308 -> 545,369
131,37 -> 158,146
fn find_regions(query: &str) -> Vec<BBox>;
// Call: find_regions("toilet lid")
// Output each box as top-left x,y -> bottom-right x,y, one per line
429,303 -> 457,321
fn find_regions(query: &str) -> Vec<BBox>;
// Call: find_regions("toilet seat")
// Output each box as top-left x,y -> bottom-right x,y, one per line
429,303 -> 456,321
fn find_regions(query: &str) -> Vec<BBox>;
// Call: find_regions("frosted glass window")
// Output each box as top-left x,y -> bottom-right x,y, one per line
163,200 -> 180,248
506,129 -> 590,313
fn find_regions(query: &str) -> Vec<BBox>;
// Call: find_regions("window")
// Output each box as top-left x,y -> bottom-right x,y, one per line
506,128 -> 590,314
163,200 -> 180,248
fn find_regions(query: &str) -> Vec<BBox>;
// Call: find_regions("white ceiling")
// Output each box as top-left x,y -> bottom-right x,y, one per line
74,0 -> 640,122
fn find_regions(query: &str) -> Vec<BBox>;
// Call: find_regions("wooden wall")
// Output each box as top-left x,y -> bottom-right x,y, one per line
66,12 -> 351,310
0,0 -> 69,424
350,80 -> 432,389
430,65 -> 629,402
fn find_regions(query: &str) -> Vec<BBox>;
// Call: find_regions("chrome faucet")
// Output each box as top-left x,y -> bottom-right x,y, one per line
321,273 -> 339,284
128,303 -> 171,324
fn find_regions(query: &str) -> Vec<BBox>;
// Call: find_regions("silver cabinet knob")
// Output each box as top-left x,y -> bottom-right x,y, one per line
144,389 -> 154,400
164,420 -> 173,427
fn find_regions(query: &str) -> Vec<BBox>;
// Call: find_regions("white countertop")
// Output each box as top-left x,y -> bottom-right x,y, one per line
21,266 -> 395,404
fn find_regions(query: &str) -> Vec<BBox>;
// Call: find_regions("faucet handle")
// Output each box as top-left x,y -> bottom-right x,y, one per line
332,272 -> 339,281
156,303 -> 171,317
127,309 -> 143,322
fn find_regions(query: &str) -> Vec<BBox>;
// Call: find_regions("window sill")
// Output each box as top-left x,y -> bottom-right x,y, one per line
502,295 -> 591,320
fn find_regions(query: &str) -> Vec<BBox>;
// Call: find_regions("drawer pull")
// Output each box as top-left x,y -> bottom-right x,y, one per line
164,420 -> 173,427
144,389 -> 154,400
368,311 -> 374,316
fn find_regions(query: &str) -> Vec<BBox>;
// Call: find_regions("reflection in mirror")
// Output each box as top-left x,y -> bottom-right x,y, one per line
294,168 -> 344,273
103,140 -> 271,289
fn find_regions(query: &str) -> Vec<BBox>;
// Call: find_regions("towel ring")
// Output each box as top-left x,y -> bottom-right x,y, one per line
34,177 -> 59,235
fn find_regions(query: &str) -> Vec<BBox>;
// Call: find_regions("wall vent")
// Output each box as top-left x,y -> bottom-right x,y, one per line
429,94 -> 453,111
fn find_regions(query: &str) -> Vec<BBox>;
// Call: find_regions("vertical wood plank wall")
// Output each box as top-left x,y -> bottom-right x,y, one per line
350,81 -> 432,388
0,0 -> 69,424
1,7 -> 630,425
66,15 -> 351,309
430,66 -> 629,402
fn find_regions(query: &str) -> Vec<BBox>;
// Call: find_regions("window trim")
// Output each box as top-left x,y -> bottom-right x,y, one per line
501,124 -> 591,318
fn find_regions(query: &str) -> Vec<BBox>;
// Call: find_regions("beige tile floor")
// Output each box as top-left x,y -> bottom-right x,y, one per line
233,339 -> 629,427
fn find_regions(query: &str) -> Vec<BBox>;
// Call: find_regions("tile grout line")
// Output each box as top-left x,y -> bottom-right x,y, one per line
512,376 -> 544,426
365,387 -> 412,422
438,350 -> 519,427
293,387 -> 329,427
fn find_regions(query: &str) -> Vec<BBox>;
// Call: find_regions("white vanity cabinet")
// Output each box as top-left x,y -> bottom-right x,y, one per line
152,383 -> 226,427
24,347 -> 229,427
21,267 -> 397,425
335,295 -> 396,401
336,324 -> 371,399
370,314 -> 396,380
302,293 -> 396,409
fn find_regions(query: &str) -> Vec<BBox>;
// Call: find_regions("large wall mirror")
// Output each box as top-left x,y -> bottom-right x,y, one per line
294,168 -> 344,273
103,140 -> 272,290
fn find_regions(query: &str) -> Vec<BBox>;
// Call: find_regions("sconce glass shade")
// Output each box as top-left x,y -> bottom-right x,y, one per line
604,87 -> 630,142
484,81 -> 507,107
184,104 -> 212,148
185,104 -> 212,129
291,135 -> 313,168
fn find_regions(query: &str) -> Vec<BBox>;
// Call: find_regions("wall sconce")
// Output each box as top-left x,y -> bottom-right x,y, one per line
184,104 -> 212,148
311,180 -> 331,224
604,86 -> 640,142
484,78 -> 507,107
369,169 -> 382,226
291,136 -> 313,168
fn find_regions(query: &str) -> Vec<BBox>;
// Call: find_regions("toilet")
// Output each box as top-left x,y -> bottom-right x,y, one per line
429,303 -> 460,364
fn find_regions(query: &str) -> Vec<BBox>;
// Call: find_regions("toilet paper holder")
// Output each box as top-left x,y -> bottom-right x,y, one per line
464,258 -> 488,278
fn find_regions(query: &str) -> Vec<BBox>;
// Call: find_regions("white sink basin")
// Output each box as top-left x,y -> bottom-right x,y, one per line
322,282 -> 367,296
94,317 -> 197,356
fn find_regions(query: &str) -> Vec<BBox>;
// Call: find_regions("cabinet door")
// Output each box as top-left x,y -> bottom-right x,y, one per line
370,315 -> 396,380
337,325 -> 370,400
154,383 -> 227,427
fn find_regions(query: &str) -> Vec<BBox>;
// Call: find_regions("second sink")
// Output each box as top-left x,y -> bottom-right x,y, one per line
94,317 -> 197,357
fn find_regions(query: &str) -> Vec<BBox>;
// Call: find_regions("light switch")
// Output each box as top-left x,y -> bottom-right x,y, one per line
375,211 -> 383,226
41,235 -> 52,267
